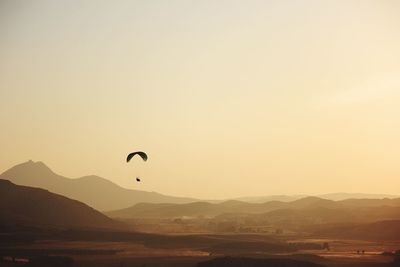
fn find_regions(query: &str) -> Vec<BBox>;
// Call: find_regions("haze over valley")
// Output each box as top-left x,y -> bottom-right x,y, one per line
1,161 -> 400,267
2,0 -> 400,266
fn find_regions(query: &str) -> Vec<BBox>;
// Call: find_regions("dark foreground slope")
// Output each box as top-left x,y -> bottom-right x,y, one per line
0,160 -> 197,211
0,179 -> 120,229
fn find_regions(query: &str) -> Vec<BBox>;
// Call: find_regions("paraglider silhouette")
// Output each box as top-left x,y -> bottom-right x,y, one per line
127,151 -> 148,162
127,151 -> 148,183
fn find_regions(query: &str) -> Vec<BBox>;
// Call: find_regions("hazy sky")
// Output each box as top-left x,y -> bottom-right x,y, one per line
1,0 -> 400,199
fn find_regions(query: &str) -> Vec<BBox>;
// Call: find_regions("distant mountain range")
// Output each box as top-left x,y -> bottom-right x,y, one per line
317,192 -> 399,201
0,179 -> 120,229
217,205 -> 400,226
107,196 -> 400,220
234,193 -> 399,203
1,161 -> 398,212
234,195 -> 306,203
0,161 -> 197,211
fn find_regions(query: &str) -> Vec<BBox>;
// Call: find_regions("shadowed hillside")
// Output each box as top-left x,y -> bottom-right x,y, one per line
0,180 -> 121,229
0,161 -> 197,211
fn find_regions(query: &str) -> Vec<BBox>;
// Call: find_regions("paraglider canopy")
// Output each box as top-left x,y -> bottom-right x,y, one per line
127,151 -> 148,162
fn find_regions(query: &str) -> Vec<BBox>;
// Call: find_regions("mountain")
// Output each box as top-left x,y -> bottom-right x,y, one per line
3,161 -> 398,214
0,179 -> 120,229
235,193 -> 399,203
107,196 -> 400,220
106,199 -> 277,219
106,197 -> 343,219
0,161 -> 197,211
234,195 -> 306,203
317,192 -> 399,201
339,197 -> 400,207
223,205 -> 400,226
108,201 -> 232,219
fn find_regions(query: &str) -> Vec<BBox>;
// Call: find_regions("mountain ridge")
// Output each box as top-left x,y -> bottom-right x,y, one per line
234,193 -> 399,203
2,161 -> 399,213
107,196 -> 400,219
0,179 -> 121,229
0,160 -> 198,211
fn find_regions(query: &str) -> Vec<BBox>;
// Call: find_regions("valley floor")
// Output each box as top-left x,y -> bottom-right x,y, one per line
1,234 -> 399,267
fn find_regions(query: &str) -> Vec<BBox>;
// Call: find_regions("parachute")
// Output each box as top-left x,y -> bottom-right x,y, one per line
126,151 -> 148,162
127,151 -> 147,183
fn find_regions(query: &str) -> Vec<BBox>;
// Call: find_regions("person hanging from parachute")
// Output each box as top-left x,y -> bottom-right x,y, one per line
127,151 -> 148,182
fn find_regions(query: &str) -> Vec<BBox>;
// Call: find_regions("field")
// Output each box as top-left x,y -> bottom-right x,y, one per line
1,230 -> 399,267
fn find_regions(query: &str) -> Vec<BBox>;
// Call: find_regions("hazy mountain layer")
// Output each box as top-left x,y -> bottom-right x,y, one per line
107,196 -> 400,220
2,161 -> 399,214
0,161 -> 197,211
235,193 -> 399,203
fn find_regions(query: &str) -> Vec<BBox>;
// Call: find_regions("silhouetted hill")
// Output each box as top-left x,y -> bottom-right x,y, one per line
107,197 -> 342,219
0,161 -> 197,211
0,180 -> 120,229
234,206 -> 400,226
107,200 -> 295,219
196,257 -> 325,267
318,193 -> 399,201
340,198 -> 400,207
235,193 -> 399,203
289,196 -> 340,209
108,196 -> 400,220
235,195 -> 306,203
108,202 -> 224,219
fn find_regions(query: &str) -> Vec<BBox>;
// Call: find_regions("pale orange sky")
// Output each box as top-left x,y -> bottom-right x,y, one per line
1,0 -> 400,199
